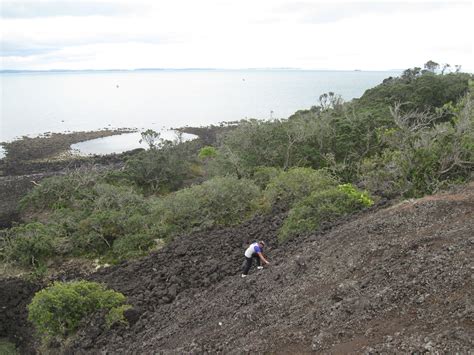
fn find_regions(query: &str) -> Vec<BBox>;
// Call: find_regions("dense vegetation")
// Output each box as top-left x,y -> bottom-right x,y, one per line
1,63 -> 472,272
28,281 -> 128,342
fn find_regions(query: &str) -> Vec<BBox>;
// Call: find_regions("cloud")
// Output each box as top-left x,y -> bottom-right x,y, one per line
0,41 -> 59,56
1,1 -> 144,18
0,0 -> 472,71
274,1 -> 467,24
1,15 -> 185,58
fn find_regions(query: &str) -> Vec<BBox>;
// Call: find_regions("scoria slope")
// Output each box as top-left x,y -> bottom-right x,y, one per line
64,182 -> 474,354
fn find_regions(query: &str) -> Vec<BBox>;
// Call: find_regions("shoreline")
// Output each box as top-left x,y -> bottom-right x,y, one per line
0,128 -> 136,163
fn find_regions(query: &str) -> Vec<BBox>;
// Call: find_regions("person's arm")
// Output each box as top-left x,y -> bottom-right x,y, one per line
257,252 -> 269,265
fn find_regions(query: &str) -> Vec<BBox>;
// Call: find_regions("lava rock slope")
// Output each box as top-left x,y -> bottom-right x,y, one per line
65,182 -> 474,354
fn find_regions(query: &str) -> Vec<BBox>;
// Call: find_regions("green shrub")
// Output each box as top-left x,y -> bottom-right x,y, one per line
337,183 -> 374,206
20,172 -> 100,212
28,281 -> 127,340
112,233 -> 155,260
1,223 -> 61,267
152,176 -> 261,239
0,339 -> 17,355
264,167 -> 338,209
279,184 -> 373,241
105,304 -> 132,329
122,140 -> 197,194
198,146 -> 218,159
17,176 -> 157,263
251,166 -> 282,189
215,119 -> 288,176
359,91 -> 474,198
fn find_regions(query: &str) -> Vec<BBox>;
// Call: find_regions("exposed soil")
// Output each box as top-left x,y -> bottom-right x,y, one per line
47,182 -> 474,353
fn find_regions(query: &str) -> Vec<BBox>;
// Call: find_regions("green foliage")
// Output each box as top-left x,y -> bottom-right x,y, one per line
139,129 -> 161,150
198,146 -> 218,159
152,176 -> 261,239
0,338 -> 17,355
251,166 -> 282,189
121,139 -> 199,194
210,70 -> 472,193
28,281 -> 127,340
355,71 -> 471,120
105,304 -> 132,329
279,184 -> 373,241
14,173 -> 156,265
1,223 -> 61,267
111,233 -> 155,260
359,91 -> 474,197
263,168 -> 338,209
211,119 -> 288,177
337,184 -> 374,207
20,171 -> 99,211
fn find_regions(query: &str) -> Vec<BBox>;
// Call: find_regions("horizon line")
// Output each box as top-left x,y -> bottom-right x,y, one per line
0,67 -> 405,73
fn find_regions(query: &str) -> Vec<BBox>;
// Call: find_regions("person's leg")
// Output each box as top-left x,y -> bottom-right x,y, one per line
242,257 -> 253,275
254,254 -> 263,269
254,254 -> 261,267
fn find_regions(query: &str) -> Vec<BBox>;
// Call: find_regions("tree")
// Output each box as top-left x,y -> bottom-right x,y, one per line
401,67 -> 421,81
139,129 -> 162,150
318,92 -> 344,111
424,60 -> 439,73
441,63 -> 451,75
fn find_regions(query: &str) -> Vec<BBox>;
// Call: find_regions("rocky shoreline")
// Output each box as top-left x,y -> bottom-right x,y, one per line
0,128 -> 135,174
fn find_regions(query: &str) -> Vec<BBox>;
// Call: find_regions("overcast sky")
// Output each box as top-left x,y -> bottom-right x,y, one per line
1,0 -> 472,71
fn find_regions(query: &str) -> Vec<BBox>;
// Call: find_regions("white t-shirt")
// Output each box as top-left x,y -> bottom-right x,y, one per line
244,242 -> 262,258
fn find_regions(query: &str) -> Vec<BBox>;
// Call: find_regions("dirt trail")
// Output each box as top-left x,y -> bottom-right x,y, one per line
66,183 -> 474,353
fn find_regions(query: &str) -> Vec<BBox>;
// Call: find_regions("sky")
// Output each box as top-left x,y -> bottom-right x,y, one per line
0,0 -> 472,71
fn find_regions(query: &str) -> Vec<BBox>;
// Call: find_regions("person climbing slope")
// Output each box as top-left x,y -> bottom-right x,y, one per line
242,241 -> 269,277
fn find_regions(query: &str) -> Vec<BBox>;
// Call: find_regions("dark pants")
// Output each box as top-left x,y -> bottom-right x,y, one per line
242,254 -> 261,275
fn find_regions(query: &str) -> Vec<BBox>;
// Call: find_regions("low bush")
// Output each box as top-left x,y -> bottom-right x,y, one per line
28,281 -> 127,341
111,233 -> 156,260
279,184 -> 373,241
105,304 -> 132,329
1,222 -> 62,267
152,176 -> 261,239
263,167 -> 338,209
251,166 -> 282,189
122,139 -> 198,194
20,171 -> 100,211
359,91 -> 474,197
16,176 -> 157,264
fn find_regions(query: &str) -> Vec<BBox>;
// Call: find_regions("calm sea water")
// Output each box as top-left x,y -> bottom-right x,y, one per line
0,69 -> 400,156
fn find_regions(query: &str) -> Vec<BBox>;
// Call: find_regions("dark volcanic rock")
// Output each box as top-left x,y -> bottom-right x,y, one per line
63,183 -> 474,353
0,278 -> 42,353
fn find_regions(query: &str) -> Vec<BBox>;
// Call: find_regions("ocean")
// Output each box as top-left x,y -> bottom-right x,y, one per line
0,69 -> 400,156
